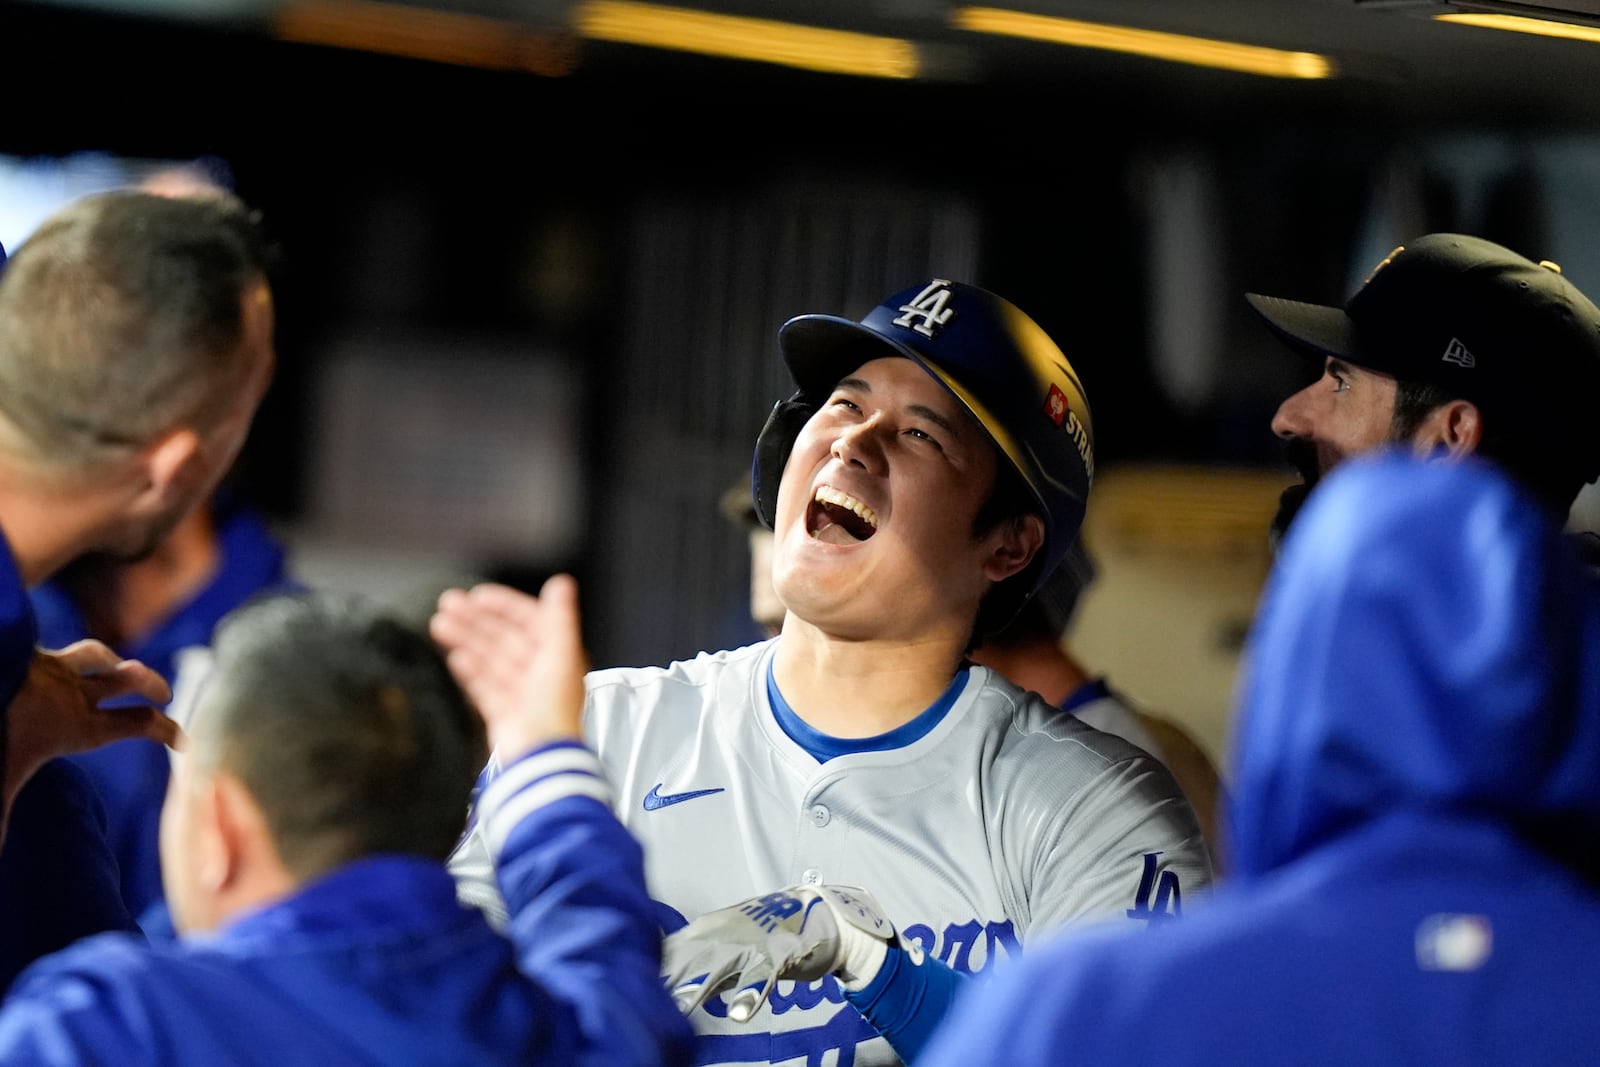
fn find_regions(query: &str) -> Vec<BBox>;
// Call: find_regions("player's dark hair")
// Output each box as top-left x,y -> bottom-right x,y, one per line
1390,376 -> 1583,517
1388,377 -> 1453,443
192,592 -> 487,881
976,596 -> 1054,649
967,457 -> 1044,651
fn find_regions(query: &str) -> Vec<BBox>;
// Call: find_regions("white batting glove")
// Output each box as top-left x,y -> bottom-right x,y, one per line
661,885 -> 920,1023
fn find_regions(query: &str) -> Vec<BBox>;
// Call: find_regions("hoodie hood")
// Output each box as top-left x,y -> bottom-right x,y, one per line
1226,450 -> 1600,881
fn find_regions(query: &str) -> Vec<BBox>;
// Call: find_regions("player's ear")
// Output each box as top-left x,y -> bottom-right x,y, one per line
982,512 -> 1044,584
131,425 -> 206,513
188,773 -> 234,895
209,771 -> 281,893
1408,399 -> 1482,461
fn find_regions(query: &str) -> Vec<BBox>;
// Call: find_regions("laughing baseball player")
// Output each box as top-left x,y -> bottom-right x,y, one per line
437,279 -> 1214,1066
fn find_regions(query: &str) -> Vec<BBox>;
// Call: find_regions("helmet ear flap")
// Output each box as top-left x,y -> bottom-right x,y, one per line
752,393 -> 817,530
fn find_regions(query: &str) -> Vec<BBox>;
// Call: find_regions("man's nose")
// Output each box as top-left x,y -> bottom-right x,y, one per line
1270,384 -> 1313,441
831,415 -> 888,472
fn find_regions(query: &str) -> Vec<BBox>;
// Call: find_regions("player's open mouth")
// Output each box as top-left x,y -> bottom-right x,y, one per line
807,485 -> 878,543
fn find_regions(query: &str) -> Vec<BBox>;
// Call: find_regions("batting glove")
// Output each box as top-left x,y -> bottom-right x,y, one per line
661,884 -> 921,1023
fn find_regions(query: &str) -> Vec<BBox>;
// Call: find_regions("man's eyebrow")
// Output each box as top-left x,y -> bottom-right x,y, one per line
908,403 -> 962,438
1326,357 -> 1356,377
834,375 -> 963,438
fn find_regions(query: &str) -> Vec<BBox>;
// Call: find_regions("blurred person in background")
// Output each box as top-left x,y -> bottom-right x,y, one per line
920,451 -> 1600,1067
0,189 -> 276,991
718,478 -> 784,640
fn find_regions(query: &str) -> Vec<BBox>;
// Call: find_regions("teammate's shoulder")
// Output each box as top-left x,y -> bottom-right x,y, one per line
8,928 -> 174,1003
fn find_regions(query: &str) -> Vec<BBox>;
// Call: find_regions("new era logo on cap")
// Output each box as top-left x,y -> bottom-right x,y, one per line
1441,338 -> 1475,368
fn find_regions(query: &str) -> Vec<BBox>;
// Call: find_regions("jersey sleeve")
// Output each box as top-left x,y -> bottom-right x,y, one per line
476,740 -> 694,1067
1012,751 -> 1215,936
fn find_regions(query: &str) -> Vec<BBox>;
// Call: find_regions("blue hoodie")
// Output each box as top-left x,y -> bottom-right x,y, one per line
919,451 -> 1600,1066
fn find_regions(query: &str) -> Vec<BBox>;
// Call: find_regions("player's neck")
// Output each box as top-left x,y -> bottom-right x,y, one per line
770,622 -> 969,738
65,510 -> 220,647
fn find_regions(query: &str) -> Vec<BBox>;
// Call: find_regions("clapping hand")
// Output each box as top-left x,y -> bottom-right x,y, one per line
429,576 -> 590,761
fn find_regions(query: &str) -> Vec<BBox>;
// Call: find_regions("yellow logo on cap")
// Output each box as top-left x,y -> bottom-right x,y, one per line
1364,244 -> 1405,286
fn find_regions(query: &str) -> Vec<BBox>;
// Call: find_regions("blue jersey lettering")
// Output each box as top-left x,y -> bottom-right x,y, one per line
1126,851 -> 1183,925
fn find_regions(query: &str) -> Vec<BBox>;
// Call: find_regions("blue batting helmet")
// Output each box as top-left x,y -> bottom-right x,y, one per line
752,278 -> 1095,634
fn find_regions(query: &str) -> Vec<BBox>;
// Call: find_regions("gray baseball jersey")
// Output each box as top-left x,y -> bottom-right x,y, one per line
450,637 -> 1212,1066
1070,688 -> 1166,762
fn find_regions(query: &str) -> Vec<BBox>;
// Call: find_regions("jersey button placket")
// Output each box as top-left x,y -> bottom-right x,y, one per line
798,792 -> 835,885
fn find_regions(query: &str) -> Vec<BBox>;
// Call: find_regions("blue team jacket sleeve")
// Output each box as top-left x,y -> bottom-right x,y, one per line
0,531 -> 36,712
843,944 -> 967,1063
0,530 -> 38,815
0,760 -> 140,994
476,740 -> 695,1067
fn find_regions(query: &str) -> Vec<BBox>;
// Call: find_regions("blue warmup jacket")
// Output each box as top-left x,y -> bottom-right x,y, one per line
32,504 -> 300,925
920,452 -> 1600,1067
0,742 -> 695,1066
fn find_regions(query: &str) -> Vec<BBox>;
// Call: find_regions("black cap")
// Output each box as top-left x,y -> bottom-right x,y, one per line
1247,233 -> 1600,481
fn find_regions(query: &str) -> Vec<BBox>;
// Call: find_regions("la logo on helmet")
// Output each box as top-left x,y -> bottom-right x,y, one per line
893,279 -> 958,338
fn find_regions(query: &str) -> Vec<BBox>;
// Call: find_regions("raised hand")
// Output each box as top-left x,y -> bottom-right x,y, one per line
429,575 -> 590,761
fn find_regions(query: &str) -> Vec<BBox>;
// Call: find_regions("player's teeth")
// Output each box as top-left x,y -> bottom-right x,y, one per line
814,486 -> 878,529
